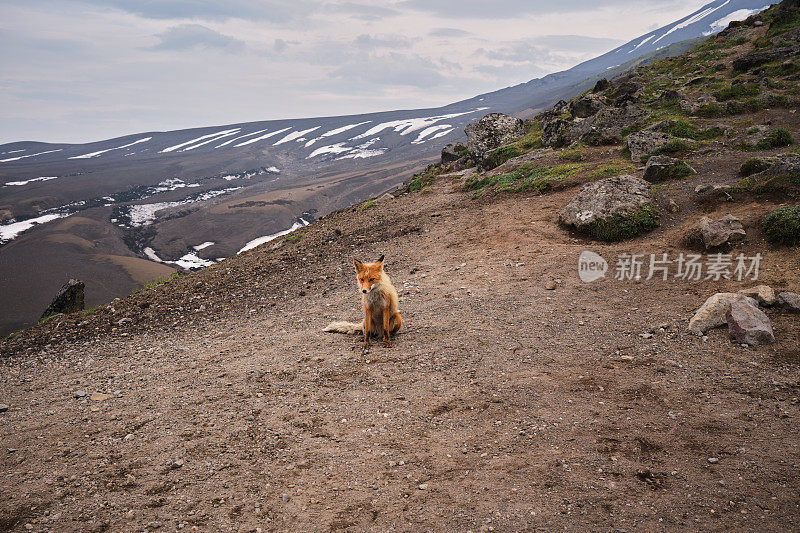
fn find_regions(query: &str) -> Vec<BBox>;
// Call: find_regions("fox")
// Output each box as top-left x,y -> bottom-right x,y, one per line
323,255 -> 402,351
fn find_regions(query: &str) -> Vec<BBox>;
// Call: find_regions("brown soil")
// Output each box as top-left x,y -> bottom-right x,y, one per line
1,147 -> 799,531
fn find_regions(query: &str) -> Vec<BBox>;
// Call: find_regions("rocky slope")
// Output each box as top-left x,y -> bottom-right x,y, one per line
0,1 -> 799,531
0,0 -> 774,335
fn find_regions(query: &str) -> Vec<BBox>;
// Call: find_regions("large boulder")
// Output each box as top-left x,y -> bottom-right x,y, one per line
41,279 -> 85,319
643,155 -> 694,182
570,103 -> 645,146
569,94 -> 606,118
541,115 -> 570,148
626,131 -> 672,162
558,175 -> 658,239
733,45 -> 800,72
699,214 -> 746,249
465,113 -> 525,158
738,285 -> 777,306
726,300 -> 775,346
688,293 -> 758,334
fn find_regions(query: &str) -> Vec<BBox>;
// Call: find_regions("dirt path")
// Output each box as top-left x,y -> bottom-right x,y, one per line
1,173 -> 799,532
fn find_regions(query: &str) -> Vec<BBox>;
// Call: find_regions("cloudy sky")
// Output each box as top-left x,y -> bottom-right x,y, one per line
0,0 -> 714,144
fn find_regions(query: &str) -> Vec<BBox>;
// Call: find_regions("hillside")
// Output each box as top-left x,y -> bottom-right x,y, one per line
0,0 -> 773,335
1,1 -> 800,531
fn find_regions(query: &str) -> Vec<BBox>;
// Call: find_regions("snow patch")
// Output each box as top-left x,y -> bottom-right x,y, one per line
411,124 -> 453,144
305,121 -> 372,147
653,0 -> 731,44
161,129 -> 240,153
350,108 -> 488,140
307,142 -> 352,158
0,213 -> 69,243
703,7 -> 769,35
69,137 -> 151,159
215,128 -> 270,148
4,176 -> 59,186
193,241 -> 215,251
273,127 -> 321,146
0,149 -> 62,163
238,219 -> 310,254
234,127 -> 292,147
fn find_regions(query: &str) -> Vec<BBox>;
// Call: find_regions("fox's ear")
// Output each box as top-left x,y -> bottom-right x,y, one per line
353,258 -> 364,272
376,254 -> 385,265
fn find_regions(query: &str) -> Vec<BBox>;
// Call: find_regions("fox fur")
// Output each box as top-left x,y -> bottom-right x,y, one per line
323,255 -> 402,350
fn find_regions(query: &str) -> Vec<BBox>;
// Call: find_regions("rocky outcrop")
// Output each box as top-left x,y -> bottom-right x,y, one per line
777,291 -> 800,311
732,45 -> 800,72
698,214 -> 746,249
570,103 -> 645,146
643,155 -> 694,182
541,115 -> 570,148
726,300 -> 775,346
465,113 -> 525,158
688,293 -> 758,334
558,175 -> 658,240
738,285 -> 777,306
626,131 -> 672,162
569,94 -> 606,118
41,279 -> 85,319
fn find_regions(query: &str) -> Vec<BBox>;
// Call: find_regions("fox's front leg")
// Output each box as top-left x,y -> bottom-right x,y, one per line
382,309 -> 392,347
362,308 -> 372,353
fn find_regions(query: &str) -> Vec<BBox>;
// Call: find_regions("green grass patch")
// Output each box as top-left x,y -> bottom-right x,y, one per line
135,272 -> 186,294
578,203 -> 661,241
695,103 -> 726,117
713,83 -> 761,101
652,138 -> 695,157
763,205 -> 800,246
82,305 -> 101,317
283,233 -> 302,243
740,157 -> 772,176
591,163 -> 632,180
481,122 -> 543,169
37,313 -> 63,326
409,164 -> 440,191
360,199 -> 376,210
757,128 -> 794,150
467,163 -> 581,195
558,147 -> 585,162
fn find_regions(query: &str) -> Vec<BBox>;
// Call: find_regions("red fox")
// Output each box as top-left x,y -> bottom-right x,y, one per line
323,255 -> 402,351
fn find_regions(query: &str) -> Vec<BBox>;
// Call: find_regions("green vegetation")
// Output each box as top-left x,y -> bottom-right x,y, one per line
695,103 -> 726,118
558,147 -> 585,162
591,163 -> 633,180
466,163 -> 581,195
409,164 -> 440,192
757,128 -> 794,150
579,203 -> 661,241
360,199 -> 376,210
658,118 -> 724,140
135,272 -> 186,294
649,160 -> 695,181
713,83 -> 761,101
82,305 -> 101,317
740,157 -> 772,176
735,169 -> 800,192
37,313 -> 63,326
652,138 -> 695,157
763,205 -> 800,246
283,233 -> 303,243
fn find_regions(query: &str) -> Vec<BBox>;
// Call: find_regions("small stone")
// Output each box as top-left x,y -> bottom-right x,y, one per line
738,285 -> 776,307
418,483 -> 429,490
726,300 -> 774,346
25,524 -> 33,530
545,280 -> 557,290
281,493 -> 290,503
126,510 -> 135,519
639,332 -> 654,339
74,390 -> 87,398
708,457 -> 719,464
777,292 -> 800,312
91,392 -> 112,402
7,448 -> 17,453
0,404 -> 8,413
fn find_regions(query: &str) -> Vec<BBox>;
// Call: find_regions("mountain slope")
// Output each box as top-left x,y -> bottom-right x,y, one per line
0,0 -> 774,335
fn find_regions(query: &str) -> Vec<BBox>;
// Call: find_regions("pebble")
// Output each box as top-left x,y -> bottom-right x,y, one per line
545,280 -> 557,290
0,404 -> 8,413
708,457 -> 719,464
74,390 -> 87,398
281,493 -> 290,502
418,483 -> 429,490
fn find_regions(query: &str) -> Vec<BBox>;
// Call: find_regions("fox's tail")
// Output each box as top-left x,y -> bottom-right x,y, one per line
323,321 -> 362,334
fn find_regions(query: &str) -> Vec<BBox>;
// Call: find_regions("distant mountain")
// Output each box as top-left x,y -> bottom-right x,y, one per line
0,0 -> 773,335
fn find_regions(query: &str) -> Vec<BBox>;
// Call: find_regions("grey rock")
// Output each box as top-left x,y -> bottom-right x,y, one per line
541,115 -> 570,148
699,214 -> 746,248
558,175 -> 653,230
738,285 -> 776,306
626,130 -> 672,162
777,291 -> 800,311
726,300 -> 775,346
733,45 -> 800,72
570,103 -> 645,145
689,293 -> 758,334
41,279 -> 85,319
643,155 -> 694,183
441,143 -> 465,165
74,390 -> 87,398
465,113 -> 525,158
569,94 -> 606,118
0,404 -> 8,413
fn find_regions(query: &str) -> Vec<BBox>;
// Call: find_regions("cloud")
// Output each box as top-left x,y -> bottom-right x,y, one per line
61,0 -> 312,22
152,24 -> 245,52
328,53 -> 449,89
530,34 -> 624,52
354,34 -> 412,50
